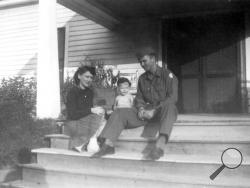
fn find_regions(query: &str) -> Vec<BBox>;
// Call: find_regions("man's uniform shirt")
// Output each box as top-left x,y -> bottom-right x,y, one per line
135,66 -> 178,110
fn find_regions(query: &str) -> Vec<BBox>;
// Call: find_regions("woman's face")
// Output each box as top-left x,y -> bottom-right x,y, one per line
78,71 -> 94,89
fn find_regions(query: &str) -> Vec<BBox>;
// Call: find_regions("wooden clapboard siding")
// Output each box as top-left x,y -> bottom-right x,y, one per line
0,2 -> 142,80
68,42 -> 131,52
66,11 -> 138,67
56,3 -> 75,28
70,28 -> 109,36
0,4 -> 38,78
57,3 -> 143,78
0,3 -> 76,79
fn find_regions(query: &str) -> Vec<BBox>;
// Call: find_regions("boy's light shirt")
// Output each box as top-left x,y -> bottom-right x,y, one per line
115,93 -> 134,108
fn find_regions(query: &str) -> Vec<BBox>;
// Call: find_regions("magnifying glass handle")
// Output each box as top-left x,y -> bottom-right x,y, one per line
210,164 -> 226,180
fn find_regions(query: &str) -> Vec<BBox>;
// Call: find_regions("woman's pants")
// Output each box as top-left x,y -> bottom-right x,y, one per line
64,114 -> 104,148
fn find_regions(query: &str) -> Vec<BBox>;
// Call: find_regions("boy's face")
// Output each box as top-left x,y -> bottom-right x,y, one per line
119,82 -> 130,96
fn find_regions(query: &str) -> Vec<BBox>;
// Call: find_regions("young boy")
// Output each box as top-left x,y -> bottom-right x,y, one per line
113,77 -> 134,109
80,78 -> 134,153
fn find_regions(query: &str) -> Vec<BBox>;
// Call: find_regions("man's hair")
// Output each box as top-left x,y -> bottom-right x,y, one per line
135,46 -> 157,60
73,66 -> 96,85
117,77 -> 131,87
136,52 -> 157,60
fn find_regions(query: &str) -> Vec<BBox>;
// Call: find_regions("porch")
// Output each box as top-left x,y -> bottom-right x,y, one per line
34,0 -> 250,117
2,114 -> 250,187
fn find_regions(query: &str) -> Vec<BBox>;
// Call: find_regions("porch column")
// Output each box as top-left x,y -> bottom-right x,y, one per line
37,0 -> 61,118
245,12 -> 250,113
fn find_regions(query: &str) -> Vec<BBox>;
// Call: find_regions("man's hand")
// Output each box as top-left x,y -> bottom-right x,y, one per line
138,107 -> 146,120
138,107 -> 156,120
143,109 -> 156,120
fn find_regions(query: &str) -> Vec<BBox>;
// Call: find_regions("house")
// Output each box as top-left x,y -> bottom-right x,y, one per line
1,1 -> 250,187
0,0 -> 144,118
1,0 -> 250,118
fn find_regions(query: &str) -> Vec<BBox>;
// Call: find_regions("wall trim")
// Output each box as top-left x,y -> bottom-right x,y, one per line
0,0 -> 38,10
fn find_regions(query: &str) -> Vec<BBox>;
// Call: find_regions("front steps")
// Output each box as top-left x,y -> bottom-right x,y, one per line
1,114 -> 250,188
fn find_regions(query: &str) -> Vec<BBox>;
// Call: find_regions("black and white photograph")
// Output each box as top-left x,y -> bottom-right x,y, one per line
0,0 -> 250,187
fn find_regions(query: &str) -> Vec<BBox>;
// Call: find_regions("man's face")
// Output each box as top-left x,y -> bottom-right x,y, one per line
78,71 -> 94,88
138,55 -> 155,72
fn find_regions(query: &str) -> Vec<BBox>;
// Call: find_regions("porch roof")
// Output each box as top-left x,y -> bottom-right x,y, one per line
58,0 -> 250,29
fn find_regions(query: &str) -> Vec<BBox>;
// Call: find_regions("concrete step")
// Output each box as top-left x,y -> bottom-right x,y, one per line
45,125 -> 250,150
174,121 -> 250,126
119,126 -> 250,143
176,114 -> 250,122
31,148 -> 250,187
19,163 -> 250,188
32,146 -> 250,166
44,134 -> 70,149
0,180 -> 46,188
117,141 -> 250,158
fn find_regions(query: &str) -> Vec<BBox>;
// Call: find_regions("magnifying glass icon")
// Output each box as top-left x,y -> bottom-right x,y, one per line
210,148 -> 243,180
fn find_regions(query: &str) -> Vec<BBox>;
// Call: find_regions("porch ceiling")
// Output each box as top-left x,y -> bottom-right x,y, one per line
59,0 -> 250,29
91,0 -> 250,20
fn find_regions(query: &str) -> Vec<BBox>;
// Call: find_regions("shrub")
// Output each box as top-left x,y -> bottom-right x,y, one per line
0,118 -> 58,168
61,76 -> 74,105
0,77 -> 36,130
0,77 -> 60,168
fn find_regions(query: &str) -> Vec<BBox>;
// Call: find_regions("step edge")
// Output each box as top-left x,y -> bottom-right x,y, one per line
31,148 -> 250,165
0,179 -> 45,188
2,179 -> 250,188
21,163 -> 250,187
118,138 -> 250,143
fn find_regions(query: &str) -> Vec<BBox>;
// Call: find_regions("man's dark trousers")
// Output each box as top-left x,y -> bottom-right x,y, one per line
99,102 -> 177,143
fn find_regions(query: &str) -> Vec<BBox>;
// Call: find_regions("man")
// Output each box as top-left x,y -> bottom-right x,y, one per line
93,47 -> 178,160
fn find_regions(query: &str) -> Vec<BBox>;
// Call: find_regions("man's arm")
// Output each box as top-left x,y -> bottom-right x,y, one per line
134,77 -> 146,110
159,72 -> 178,107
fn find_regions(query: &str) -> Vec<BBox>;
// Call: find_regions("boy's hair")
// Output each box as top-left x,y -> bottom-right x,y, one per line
117,77 -> 131,87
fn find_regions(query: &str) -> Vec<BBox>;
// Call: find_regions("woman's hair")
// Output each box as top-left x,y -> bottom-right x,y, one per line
117,77 -> 131,87
73,66 -> 96,85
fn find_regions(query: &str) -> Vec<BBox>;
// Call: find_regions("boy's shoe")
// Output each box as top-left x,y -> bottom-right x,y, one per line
91,144 -> 115,158
72,141 -> 89,153
72,145 -> 83,153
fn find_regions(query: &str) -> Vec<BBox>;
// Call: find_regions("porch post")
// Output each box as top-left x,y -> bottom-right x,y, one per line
245,12 -> 250,113
37,0 -> 61,118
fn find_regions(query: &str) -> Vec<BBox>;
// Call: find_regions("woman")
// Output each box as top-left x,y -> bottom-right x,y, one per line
65,66 -> 105,152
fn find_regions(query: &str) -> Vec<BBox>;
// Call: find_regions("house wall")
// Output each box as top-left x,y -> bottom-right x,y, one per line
0,3 -> 155,81
0,4 -> 38,78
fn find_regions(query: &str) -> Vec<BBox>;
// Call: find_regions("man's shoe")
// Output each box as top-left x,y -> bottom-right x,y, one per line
146,147 -> 164,160
91,144 -> 115,158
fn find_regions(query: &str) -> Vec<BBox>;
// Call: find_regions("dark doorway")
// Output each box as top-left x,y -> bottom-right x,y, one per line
57,27 -> 66,103
163,12 -> 244,113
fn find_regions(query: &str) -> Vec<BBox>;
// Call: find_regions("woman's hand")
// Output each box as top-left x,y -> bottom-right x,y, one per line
91,106 -> 105,116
